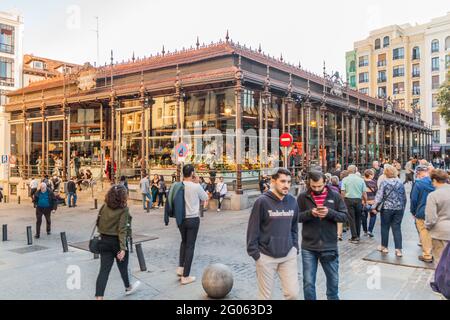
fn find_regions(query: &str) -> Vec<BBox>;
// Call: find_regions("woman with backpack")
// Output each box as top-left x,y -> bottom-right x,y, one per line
372,165 -> 407,257
95,184 -> 140,300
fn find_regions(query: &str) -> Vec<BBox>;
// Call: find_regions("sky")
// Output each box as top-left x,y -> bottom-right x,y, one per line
2,0 -> 450,75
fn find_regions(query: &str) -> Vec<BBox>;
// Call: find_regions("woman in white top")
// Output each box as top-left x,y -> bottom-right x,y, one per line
215,177 -> 228,212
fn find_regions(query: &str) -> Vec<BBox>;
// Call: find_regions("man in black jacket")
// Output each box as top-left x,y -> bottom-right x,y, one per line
298,171 -> 348,300
247,168 -> 299,300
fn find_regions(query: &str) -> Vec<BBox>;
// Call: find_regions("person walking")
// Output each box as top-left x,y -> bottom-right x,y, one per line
32,183 -> 58,238
67,176 -> 78,208
139,174 -> 152,211
151,174 -> 160,208
157,175 -> 167,208
214,177 -> 228,212
404,157 -> 415,185
371,161 -> 383,182
298,171 -> 348,300
165,164 -> 209,285
247,168 -> 299,300
425,169 -> 450,264
29,177 -> 39,199
410,165 -> 435,263
362,169 -> 378,238
341,165 -> 367,243
371,165 -> 407,257
95,184 -> 140,299
119,176 -> 129,193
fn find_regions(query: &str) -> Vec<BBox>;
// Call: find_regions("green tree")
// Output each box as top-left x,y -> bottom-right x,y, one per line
437,71 -> 450,125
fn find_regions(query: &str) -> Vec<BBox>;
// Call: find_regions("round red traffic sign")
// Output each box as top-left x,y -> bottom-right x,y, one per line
280,133 -> 293,147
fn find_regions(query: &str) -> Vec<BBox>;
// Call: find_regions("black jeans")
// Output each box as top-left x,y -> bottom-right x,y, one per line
158,192 -> 165,207
345,198 -> 363,239
95,235 -> 130,297
218,195 -> 225,209
178,217 -> 200,277
36,207 -> 52,236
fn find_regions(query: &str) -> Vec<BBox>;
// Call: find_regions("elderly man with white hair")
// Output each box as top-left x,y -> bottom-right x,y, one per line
32,182 -> 58,238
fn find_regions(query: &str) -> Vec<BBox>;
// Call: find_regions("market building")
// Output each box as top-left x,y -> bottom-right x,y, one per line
4,37 -> 431,208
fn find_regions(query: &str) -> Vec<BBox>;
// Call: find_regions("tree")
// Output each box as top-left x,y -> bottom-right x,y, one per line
437,70 -> 450,125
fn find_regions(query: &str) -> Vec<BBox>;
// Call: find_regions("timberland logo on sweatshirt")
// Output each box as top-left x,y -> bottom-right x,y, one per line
268,210 -> 294,217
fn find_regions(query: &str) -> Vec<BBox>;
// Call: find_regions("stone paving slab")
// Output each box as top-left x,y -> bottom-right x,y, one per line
363,241 -> 437,270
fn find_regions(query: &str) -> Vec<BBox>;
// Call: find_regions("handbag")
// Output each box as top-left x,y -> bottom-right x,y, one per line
375,182 -> 397,212
89,205 -> 104,254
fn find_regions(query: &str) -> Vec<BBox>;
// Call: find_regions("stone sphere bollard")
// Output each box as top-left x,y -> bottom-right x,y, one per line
202,263 -> 234,299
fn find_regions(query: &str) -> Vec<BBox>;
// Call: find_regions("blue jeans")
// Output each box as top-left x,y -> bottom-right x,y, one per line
68,192 -> 77,207
301,249 -> 339,300
362,206 -> 377,233
142,192 -> 152,209
380,209 -> 404,249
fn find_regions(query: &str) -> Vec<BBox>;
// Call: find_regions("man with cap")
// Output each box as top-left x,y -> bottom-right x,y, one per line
410,165 -> 435,263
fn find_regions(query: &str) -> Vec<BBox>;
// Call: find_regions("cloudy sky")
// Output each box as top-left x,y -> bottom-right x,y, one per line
2,0 -> 450,75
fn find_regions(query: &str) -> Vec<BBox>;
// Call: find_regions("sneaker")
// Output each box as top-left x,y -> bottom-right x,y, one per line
377,246 -> 389,254
125,281 -> 141,296
176,267 -> 184,277
34,234 -> 40,239
368,232 -> 374,238
349,238 -> 360,244
47,231 -> 51,235
418,255 -> 434,263
217,209 -> 221,212
181,276 -> 196,285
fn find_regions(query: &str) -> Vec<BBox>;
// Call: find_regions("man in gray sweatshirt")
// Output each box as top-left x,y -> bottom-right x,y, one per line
425,169 -> 450,264
247,167 -> 299,300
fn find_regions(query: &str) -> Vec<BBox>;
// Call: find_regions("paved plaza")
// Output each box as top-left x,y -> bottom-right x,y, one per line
0,182 -> 442,300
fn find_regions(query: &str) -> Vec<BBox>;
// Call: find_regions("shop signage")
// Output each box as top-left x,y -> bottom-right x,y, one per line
280,133 -> 293,147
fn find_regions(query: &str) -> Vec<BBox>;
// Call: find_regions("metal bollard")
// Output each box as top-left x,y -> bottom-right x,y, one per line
94,199 -> 98,210
60,232 -> 68,253
146,201 -> 150,213
2,224 -> 7,241
4,195 -> 7,203
135,243 -> 147,271
26,226 -> 32,245
18,196 -> 21,204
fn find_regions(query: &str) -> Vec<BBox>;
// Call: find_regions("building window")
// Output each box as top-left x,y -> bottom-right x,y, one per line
393,82 -> 404,94
359,72 -> 369,83
432,57 -> 440,71
393,65 -> 405,77
446,36 -> 450,50
432,94 -> 438,108
412,98 -> 420,107
0,24 -> 14,54
0,89 -> 7,106
432,112 -> 440,126
394,99 -> 405,110
0,57 -> 14,87
375,38 -> 381,50
446,55 -> 450,68
359,88 -> 369,95
383,36 -> 390,48
32,61 -> 45,69
378,86 -> 387,98
412,64 -> 420,77
349,60 -> 356,72
350,75 -> 356,87
432,75 -> 440,90
377,53 -> 386,67
412,81 -> 420,95
447,129 -> 450,144
431,39 -> 439,53
358,56 -> 369,67
412,46 -> 420,60
377,70 -> 386,83
432,130 -> 440,144
393,47 -> 404,60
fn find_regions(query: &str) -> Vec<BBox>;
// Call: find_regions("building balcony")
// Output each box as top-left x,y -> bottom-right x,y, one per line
412,72 -> 420,78
412,89 -> 420,96
377,61 -> 387,67
0,43 -> 14,54
0,77 -> 14,87
377,78 -> 387,83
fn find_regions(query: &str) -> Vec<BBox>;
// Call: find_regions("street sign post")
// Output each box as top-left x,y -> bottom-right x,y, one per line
280,133 -> 293,169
